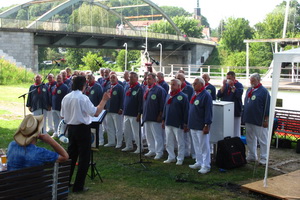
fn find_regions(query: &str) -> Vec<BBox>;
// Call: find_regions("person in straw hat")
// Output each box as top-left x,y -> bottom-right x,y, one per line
7,114 -> 69,171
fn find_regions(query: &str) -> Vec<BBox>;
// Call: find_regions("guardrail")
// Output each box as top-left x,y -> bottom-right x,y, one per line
0,18 -> 216,46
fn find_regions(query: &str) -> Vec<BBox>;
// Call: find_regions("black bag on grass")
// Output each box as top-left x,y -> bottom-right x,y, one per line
216,136 -> 246,169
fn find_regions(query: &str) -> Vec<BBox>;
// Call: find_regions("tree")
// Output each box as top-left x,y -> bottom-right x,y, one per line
81,51 -> 107,72
116,50 -> 140,71
220,17 -> 253,52
149,16 -> 203,38
160,6 -> 191,17
65,48 -> 86,69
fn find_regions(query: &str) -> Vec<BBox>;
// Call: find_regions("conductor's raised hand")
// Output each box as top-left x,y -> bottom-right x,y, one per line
103,91 -> 111,101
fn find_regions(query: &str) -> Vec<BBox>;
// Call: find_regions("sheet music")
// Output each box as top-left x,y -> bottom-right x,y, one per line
92,110 -> 107,123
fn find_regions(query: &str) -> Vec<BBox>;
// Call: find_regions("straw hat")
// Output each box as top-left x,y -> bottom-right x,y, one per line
14,114 -> 44,146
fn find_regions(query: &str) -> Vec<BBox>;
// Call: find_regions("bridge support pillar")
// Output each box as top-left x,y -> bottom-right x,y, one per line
0,30 -> 38,72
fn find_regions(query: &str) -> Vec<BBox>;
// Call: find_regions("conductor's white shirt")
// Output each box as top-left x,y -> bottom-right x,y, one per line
61,90 -> 97,125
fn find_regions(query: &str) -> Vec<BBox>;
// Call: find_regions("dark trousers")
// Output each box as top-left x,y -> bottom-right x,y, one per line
68,124 -> 91,192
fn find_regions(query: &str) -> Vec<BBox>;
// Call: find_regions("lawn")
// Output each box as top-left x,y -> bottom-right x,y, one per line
0,85 -> 287,200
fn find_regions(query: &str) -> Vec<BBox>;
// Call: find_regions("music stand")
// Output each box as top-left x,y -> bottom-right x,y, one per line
88,110 -> 107,182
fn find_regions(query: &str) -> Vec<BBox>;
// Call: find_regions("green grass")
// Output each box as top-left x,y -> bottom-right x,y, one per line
0,85 -> 283,200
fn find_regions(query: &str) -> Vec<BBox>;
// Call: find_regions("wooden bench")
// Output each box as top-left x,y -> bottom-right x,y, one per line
274,108 -> 300,143
0,160 -> 71,200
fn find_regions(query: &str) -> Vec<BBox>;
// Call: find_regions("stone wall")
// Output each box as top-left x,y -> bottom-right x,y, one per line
0,31 -> 38,72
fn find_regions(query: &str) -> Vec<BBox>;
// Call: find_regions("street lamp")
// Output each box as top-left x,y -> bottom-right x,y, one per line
157,43 -> 162,72
123,42 -> 128,71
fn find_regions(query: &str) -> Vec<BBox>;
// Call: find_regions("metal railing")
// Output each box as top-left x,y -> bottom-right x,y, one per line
0,18 -> 216,46
156,64 -> 270,80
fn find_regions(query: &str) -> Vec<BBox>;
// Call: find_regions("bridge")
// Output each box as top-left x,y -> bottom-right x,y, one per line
0,0 -> 216,71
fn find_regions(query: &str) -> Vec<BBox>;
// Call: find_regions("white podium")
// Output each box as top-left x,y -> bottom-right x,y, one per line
210,101 -> 234,143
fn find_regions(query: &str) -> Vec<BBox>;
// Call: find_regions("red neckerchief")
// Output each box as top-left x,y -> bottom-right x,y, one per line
63,77 -> 67,82
181,82 -> 187,90
110,83 -> 117,95
34,82 -> 42,94
204,83 -> 209,88
190,86 -> 205,104
52,83 -> 62,95
67,75 -> 71,79
248,83 -> 262,98
102,78 -> 110,87
47,81 -> 55,92
86,81 -> 96,95
89,81 -> 95,87
126,82 -> 138,96
158,80 -> 164,85
144,83 -> 156,100
142,81 -> 147,86
227,80 -> 238,95
167,89 -> 181,104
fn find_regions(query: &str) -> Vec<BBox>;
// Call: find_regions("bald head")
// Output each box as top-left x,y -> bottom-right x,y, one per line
202,74 -> 210,84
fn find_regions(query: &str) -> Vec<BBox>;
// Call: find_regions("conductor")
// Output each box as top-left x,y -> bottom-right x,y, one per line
60,75 -> 110,193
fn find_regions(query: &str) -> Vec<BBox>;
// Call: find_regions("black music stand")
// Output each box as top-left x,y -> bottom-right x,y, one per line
88,110 -> 107,182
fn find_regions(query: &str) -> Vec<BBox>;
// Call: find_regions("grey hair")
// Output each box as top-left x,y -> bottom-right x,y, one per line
250,73 -> 261,82
87,73 -> 95,79
170,78 -> 181,86
129,71 -> 138,79
157,72 -> 164,77
175,72 -> 185,79
195,77 -> 205,85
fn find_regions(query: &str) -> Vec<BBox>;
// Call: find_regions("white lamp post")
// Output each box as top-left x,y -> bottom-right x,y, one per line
157,43 -> 162,72
123,42 -> 128,71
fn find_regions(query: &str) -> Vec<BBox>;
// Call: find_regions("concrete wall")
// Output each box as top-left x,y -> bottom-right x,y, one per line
0,31 -> 38,71
191,44 -> 215,70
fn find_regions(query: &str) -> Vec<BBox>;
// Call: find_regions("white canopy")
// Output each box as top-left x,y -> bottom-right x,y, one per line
264,47 -> 300,186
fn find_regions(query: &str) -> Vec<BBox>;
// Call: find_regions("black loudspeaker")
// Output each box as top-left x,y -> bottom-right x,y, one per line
277,139 -> 292,149
296,140 -> 300,154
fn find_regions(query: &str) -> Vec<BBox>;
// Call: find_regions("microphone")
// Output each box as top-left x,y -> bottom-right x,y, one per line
94,59 -> 102,67
53,60 -> 61,67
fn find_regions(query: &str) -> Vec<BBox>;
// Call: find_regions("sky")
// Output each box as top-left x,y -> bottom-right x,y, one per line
1,0 -> 287,28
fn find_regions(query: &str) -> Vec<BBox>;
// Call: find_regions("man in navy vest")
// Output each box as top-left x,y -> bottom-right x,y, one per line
104,74 -> 124,148
143,73 -> 166,160
162,79 -> 189,165
122,72 -> 143,153
122,70 -> 130,88
86,74 -> 104,145
188,77 -> 213,174
243,73 -> 270,165
46,74 -> 56,133
51,74 -> 69,138
217,71 -> 243,137
97,68 -> 105,85
26,74 -> 50,134
157,72 -> 169,93
202,74 -> 216,100
176,72 -> 195,159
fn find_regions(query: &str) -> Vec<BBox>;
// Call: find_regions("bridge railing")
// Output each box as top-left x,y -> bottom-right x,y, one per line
0,18 -> 213,45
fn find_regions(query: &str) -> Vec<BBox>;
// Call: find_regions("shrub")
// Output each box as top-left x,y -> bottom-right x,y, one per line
0,59 -> 35,85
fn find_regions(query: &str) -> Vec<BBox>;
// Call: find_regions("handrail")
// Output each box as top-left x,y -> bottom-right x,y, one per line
0,17 -> 216,46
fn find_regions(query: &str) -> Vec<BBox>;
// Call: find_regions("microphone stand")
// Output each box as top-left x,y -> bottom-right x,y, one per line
124,119 -> 151,169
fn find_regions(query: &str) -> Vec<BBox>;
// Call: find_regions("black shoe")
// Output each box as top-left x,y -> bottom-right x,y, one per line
73,187 -> 89,193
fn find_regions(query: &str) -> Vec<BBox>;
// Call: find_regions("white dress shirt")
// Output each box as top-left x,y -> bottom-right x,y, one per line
61,90 -> 97,125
